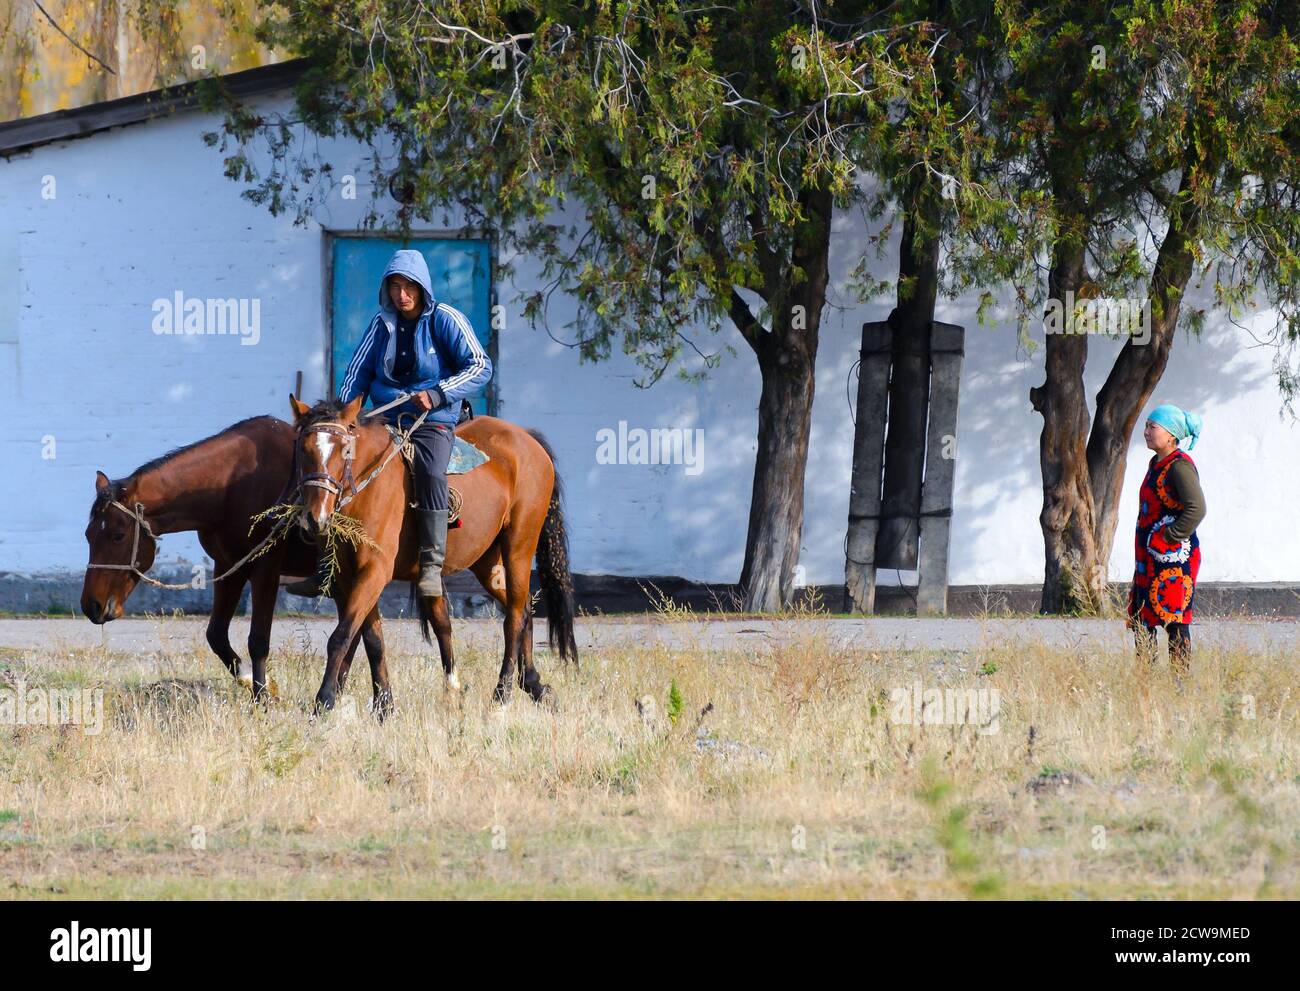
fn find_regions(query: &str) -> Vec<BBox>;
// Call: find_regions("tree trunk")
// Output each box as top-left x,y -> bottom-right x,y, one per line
1030,241 -> 1104,614
738,185 -> 833,612
739,344 -> 818,610
877,174 -> 942,568
1087,152 -> 1203,564
1032,144 -> 1208,614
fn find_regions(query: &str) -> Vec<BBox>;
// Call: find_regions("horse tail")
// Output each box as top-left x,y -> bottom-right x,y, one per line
411,582 -> 434,645
528,429 -> 579,667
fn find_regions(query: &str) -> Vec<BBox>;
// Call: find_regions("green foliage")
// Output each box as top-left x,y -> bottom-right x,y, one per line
916,759 -> 1004,898
666,679 -> 684,726
981,1 -> 1300,384
205,1 -> 991,385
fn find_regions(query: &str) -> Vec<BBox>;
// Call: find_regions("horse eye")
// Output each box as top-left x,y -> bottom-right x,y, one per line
111,531 -> 127,544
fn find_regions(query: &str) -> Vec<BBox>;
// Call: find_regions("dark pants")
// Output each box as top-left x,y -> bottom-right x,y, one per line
1135,622 -> 1192,673
406,422 -> 454,511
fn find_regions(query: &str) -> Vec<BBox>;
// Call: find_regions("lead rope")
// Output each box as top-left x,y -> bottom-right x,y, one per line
336,408 -> 428,510
88,498 -> 297,590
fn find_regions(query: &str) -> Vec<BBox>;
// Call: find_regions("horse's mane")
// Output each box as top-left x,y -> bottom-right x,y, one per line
301,399 -> 349,426
88,415 -> 279,520
301,399 -> 388,436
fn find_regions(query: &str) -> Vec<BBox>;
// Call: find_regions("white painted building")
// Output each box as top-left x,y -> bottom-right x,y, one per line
1,63 -> 1296,607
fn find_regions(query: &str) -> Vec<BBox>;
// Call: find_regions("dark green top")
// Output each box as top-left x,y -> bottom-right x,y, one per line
1164,457 -> 1206,542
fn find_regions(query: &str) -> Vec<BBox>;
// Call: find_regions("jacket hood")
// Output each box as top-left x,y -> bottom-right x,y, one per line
378,249 -> 436,317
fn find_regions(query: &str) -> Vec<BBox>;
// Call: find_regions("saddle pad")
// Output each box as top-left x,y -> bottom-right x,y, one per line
448,436 -> 490,475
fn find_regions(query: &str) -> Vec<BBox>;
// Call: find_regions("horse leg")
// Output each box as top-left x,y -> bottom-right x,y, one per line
421,593 -> 462,692
206,572 -> 248,681
505,530 -> 549,704
360,606 -> 393,719
338,608 -> 382,690
246,564 -> 281,702
517,608 -> 536,692
467,546 -> 514,703
495,534 -> 548,705
337,634 -> 362,691
515,597 -> 550,704
316,564 -> 387,715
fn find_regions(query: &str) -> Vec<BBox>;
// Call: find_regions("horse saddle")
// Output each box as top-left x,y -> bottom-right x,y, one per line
385,427 -> 489,527
448,437 -> 490,475
383,427 -> 490,475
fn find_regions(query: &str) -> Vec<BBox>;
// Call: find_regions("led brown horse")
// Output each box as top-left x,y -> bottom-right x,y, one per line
288,395 -> 577,714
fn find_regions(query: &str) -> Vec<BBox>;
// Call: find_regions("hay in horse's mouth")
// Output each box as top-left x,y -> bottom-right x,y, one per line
250,503 -> 378,596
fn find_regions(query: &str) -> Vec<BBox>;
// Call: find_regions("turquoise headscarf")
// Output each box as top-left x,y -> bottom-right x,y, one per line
1147,403 -> 1202,450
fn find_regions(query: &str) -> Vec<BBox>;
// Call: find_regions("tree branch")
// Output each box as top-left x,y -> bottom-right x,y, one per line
33,0 -> 116,75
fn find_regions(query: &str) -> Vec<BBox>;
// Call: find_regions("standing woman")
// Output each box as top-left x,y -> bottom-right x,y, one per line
1128,403 -> 1206,674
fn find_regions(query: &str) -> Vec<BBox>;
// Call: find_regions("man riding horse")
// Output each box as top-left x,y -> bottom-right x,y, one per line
287,248 -> 492,598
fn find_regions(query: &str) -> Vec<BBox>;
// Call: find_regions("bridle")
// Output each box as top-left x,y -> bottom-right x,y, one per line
294,407 -> 429,512
295,420 -> 359,504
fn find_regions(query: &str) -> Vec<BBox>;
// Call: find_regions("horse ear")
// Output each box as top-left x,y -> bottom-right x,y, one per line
343,394 -> 364,422
95,470 -> 110,493
289,394 -> 311,422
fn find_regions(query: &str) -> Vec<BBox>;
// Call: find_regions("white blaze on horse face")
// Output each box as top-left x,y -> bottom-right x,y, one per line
312,431 -> 336,468
311,432 -> 337,527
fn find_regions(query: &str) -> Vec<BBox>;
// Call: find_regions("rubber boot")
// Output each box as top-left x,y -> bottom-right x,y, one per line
285,555 -> 331,597
416,508 -> 449,597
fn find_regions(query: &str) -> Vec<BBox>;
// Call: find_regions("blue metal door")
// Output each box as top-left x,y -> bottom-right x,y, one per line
330,237 -> 493,413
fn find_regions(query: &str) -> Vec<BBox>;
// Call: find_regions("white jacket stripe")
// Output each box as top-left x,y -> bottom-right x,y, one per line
340,316 -> 380,399
437,304 -> 488,394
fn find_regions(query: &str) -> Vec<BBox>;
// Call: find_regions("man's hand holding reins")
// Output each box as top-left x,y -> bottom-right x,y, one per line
413,390 -> 443,412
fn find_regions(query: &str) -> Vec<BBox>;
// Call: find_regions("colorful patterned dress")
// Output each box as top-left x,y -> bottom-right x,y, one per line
1129,449 -> 1201,627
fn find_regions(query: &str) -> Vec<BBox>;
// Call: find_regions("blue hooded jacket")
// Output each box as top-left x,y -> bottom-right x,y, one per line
338,249 -> 493,426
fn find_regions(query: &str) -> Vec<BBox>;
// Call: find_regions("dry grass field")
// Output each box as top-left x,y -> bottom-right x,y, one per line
0,611 -> 1296,899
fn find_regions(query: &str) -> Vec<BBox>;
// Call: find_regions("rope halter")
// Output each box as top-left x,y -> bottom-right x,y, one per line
86,498 -> 157,577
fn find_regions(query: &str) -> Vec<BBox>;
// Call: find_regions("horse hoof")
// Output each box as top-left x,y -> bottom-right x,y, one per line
534,685 -> 557,709
491,683 -> 512,705
445,672 -> 467,694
